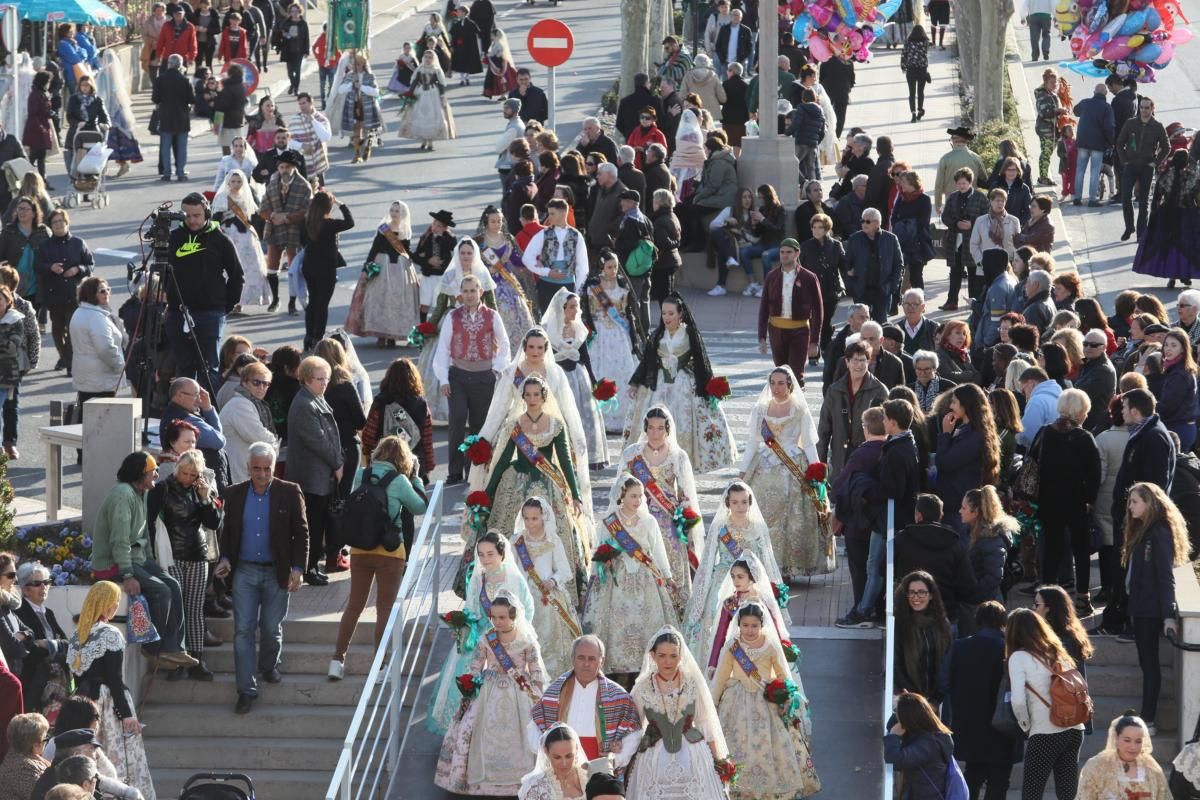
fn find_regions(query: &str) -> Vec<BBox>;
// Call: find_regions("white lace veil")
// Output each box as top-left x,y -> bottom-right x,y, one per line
213,169 -> 259,217
634,626 -> 728,758
325,50 -> 356,133
671,109 -> 705,167
512,495 -> 559,545
437,236 -> 498,298
378,200 -> 413,239
490,27 -> 514,63
487,585 -> 539,645
539,287 -> 589,359
714,552 -> 789,646
613,405 -> 701,551
462,534 -> 536,624
518,723 -> 587,800
1102,714 -> 1155,757
96,49 -> 137,136
747,365 -> 819,464
718,598 -> 789,664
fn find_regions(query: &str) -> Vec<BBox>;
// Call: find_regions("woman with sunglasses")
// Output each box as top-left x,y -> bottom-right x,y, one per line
219,360 -> 279,485
67,277 -> 126,409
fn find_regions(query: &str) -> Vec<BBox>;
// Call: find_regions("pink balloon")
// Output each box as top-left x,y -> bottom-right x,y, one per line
848,29 -> 864,49
809,35 -> 833,61
1170,26 -> 1193,43
1102,35 -> 1134,59
809,4 -> 834,28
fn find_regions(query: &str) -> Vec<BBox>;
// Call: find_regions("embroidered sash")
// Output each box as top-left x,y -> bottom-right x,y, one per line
760,419 -> 832,551
603,514 -> 666,584
485,629 -> 536,699
590,285 -> 630,334
479,581 -> 493,616
381,225 -> 409,256
512,365 -> 531,388
729,639 -> 763,684
480,242 -> 526,297
717,526 -> 744,560
514,536 -> 582,638
511,426 -> 576,506
226,201 -> 253,230
627,455 -> 677,517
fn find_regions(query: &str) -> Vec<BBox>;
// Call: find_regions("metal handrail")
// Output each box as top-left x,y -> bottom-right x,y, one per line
883,499 -> 896,800
325,481 -> 445,800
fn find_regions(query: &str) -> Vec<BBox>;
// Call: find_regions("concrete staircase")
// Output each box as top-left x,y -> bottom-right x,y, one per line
140,616 -> 372,799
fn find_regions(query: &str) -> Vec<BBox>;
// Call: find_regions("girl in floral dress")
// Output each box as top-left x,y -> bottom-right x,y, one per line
345,200 -> 421,346
542,287 -> 609,470
518,724 -> 588,800
580,251 -> 644,433
740,366 -> 833,581
429,532 -> 535,735
626,627 -> 730,800
625,293 -> 736,473
435,589 -> 549,795
512,496 -> 582,677
684,482 -> 789,661
711,602 -> 821,800
615,406 -> 701,615
582,475 -> 678,678
474,205 -> 537,356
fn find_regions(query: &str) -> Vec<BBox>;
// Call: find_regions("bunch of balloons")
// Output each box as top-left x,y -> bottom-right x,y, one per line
1054,0 -> 1192,82
790,0 -> 905,62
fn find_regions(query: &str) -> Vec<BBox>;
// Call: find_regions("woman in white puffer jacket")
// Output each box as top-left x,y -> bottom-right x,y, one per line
68,276 -> 126,404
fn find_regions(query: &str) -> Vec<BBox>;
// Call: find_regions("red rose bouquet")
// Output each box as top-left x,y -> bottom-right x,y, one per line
461,436 -> 492,466
441,610 -> 479,649
466,491 -> 491,509
781,639 -> 802,664
706,376 -> 732,400
417,321 -> 437,336
773,582 -> 791,606
591,542 -> 622,584
804,462 -> 828,482
714,757 -> 739,785
593,379 -> 618,402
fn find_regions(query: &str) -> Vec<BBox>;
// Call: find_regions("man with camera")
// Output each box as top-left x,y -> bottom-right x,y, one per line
165,193 -> 244,393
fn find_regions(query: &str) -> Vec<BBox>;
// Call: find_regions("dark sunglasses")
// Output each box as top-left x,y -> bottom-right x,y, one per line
24,580 -> 51,588
1084,342 -> 1105,349
248,379 -> 272,388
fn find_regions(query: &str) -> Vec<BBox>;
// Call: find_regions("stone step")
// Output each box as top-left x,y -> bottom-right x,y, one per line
147,671 -> 366,706
206,615 -> 368,645
202,642 -> 375,676
1085,663 -> 1175,698
1091,695 -> 1179,732
140,703 -> 357,739
1087,633 -> 1175,667
153,767 -> 332,799
145,735 -> 342,772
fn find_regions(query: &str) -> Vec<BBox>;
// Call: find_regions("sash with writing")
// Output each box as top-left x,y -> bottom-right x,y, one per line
380,224 -> 409,257
729,639 -> 763,685
484,629 -> 536,699
603,513 -> 666,585
590,285 -> 630,335
512,425 -> 576,507
479,581 -> 493,616
514,536 -> 582,638
627,455 -> 678,519
480,242 -> 526,297
760,419 -> 832,550
717,526 -> 744,561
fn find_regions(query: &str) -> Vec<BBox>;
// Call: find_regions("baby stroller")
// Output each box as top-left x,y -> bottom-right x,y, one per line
179,772 -> 256,800
66,126 -> 112,209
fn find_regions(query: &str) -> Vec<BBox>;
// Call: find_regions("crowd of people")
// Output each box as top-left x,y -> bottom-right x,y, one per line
1,0 -> 1200,799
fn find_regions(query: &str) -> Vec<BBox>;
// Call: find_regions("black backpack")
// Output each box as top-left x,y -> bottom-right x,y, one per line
338,470 -> 403,552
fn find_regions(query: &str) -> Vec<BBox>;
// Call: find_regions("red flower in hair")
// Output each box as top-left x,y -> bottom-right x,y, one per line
706,376 -> 731,400
804,462 -> 828,482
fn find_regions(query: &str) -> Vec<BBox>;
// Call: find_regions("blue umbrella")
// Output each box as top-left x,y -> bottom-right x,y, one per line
17,0 -> 128,27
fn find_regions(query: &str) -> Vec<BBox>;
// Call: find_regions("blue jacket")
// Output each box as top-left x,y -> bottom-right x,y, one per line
1017,380 -> 1061,448
832,438 -> 884,539
56,38 -> 86,88
844,230 -> 905,304
940,628 -> 1021,764
1112,415 -> 1176,521
1073,94 -> 1116,152
883,732 -> 955,800
787,102 -> 826,147
975,271 -> 1019,348
1154,361 -> 1199,428
1126,520 -> 1178,619
936,422 -> 986,522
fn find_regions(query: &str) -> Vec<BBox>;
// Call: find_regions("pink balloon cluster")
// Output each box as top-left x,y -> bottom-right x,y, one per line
1056,0 -> 1192,83
795,0 -> 902,63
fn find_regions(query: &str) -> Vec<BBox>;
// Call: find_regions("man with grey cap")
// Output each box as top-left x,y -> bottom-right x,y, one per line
495,97 -> 526,191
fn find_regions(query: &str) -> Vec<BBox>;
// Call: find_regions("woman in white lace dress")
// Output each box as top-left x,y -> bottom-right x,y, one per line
740,366 -> 833,581
345,200 -> 421,346
541,287 -> 609,469
66,581 -> 156,800
711,601 -> 821,800
626,626 -> 731,800
625,293 -> 736,474
580,251 -> 644,433
518,724 -> 588,800
582,475 -> 678,677
683,481 -> 789,661
212,169 -> 270,311
435,589 -> 549,795
615,406 -> 702,615
398,49 -> 457,150
511,496 -> 582,677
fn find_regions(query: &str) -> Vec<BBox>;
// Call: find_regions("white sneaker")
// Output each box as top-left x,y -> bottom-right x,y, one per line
707,285 -> 728,296
743,282 -> 762,297
725,257 -> 739,267
327,659 -> 345,681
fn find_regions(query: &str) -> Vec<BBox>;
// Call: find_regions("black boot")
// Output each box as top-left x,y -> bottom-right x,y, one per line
188,653 -> 214,681
267,273 -> 280,312
288,296 -> 297,316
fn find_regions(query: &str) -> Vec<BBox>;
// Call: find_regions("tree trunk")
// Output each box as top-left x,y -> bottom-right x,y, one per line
648,0 -> 672,56
620,0 -> 651,97
954,0 -> 982,98
976,0 -> 1014,124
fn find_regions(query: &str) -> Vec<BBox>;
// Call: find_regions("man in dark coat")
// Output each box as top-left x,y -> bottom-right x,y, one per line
643,144 -> 674,212
830,320 -> 907,390
151,53 -> 194,180
14,563 -> 69,712
468,0 -> 495,53
448,7 -> 483,81
819,54 -> 856,138
656,76 -> 685,151
844,208 -> 905,322
578,117 -> 620,166
713,9 -> 753,73
253,127 -> 308,185
412,210 -> 457,316
617,147 -> 647,211
868,399 -> 922,530
615,74 -> 663,141
1105,74 -> 1138,197
508,68 -> 549,124
894,494 -> 978,610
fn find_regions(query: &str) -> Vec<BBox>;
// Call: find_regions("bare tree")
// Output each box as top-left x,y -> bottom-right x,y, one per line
620,0 -> 651,97
976,0 -> 1014,123
954,0 -> 981,91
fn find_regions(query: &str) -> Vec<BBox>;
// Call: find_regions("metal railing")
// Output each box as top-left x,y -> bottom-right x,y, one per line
882,499 -> 896,800
325,481 -> 445,800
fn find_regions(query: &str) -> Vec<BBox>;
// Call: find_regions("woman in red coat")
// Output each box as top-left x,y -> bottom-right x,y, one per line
22,71 -> 55,184
625,106 -> 668,169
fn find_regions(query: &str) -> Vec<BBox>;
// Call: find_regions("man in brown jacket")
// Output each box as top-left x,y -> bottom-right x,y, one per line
758,238 -> 824,384
215,441 -> 309,714
257,149 -> 312,312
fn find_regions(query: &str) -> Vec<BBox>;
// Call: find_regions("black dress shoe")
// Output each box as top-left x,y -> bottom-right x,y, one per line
189,660 -> 214,681
166,666 -> 186,682
303,569 -> 329,586
235,693 -> 254,714
204,601 -> 231,619
261,667 -> 282,683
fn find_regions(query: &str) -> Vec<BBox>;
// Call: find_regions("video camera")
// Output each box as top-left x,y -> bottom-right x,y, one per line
128,202 -> 185,285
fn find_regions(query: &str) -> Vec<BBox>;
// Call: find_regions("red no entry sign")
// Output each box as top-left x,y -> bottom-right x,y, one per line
527,19 -> 574,68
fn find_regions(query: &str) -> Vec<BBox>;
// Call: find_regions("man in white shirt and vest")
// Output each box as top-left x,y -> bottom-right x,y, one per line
522,198 -> 589,315
432,274 -> 511,483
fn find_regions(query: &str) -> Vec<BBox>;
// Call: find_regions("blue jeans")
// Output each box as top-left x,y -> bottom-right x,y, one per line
159,132 -> 188,178
741,244 -> 780,276
1121,163 -> 1153,235
131,559 -> 186,654
0,388 -> 9,407
165,308 -> 225,393
319,66 -> 336,106
854,530 -> 887,617
232,562 -> 291,696
1075,147 -> 1105,201
2,382 -> 16,444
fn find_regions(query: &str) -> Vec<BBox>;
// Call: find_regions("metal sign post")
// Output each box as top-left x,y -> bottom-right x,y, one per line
527,18 -> 574,135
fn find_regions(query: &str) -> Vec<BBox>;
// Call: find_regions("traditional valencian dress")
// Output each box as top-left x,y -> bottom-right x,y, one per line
626,320 -> 736,474
435,593 -> 548,795
582,495 -> 678,674
482,32 -> 519,99
213,170 -> 271,309
398,59 -> 457,143
428,555 -> 535,735
740,367 -> 833,579
518,724 -> 588,800
346,215 -> 421,341
580,272 -> 643,433
512,497 -> 583,678
543,287 -> 609,469
476,226 -> 537,357
711,623 -> 821,800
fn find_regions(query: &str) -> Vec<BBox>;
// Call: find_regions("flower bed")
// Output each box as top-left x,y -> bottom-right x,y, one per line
14,518 -> 94,585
